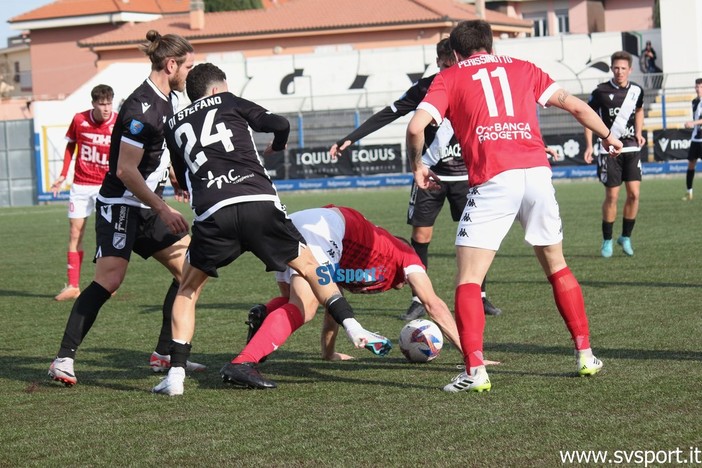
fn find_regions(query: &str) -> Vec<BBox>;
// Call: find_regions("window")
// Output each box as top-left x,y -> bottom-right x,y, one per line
556,9 -> 570,34
523,12 -> 547,37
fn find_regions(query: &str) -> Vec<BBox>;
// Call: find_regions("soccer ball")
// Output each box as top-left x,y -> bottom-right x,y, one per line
399,319 -> 443,362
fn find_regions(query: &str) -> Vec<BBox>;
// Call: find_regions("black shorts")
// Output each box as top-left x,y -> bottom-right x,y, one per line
94,201 -> 186,261
596,151 -> 642,187
407,179 -> 469,227
188,201 -> 306,277
688,141 -> 702,162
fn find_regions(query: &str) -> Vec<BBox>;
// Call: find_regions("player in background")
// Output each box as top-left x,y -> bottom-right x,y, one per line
51,85 -> 116,301
407,20 -> 621,392
584,51 -> 645,257
238,205 -> 476,388
330,38 -> 502,320
153,63 -> 390,396
48,30 -> 203,387
682,78 -> 702,201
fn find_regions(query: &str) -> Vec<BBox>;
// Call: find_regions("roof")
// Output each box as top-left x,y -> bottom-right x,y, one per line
9,0 -> 190,23
77,0 -> 532,47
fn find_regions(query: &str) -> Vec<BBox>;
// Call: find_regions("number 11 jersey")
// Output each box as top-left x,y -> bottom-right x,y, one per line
418,52 -> 560,186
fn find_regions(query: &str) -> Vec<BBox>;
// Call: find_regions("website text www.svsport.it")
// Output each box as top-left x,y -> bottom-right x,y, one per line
559,447 -> 702,466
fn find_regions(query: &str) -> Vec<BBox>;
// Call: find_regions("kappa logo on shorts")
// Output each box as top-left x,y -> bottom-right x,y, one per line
467,198 -> 477,208
100,205 -> 112,223
461,212 -> 472,223
129,119 -> 144,135
458,228 -> 469,237
112,233 -> 126,250
468,187 -> 481,196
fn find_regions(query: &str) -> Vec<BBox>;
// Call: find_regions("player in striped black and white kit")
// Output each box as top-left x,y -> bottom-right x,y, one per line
584,51 -> 646,258
682,78 -> 702,201
153,63 -> 390,395
48,31 -> 201,388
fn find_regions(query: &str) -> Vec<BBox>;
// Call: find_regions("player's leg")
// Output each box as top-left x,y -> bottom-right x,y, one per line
402,182 -> 446,320
683,142 -> 701,200
55,184 -> 95,301
54,217 -> 87,301
534,244 -> 602,376
48,201 -> 135,386
245,294 -> 290,344
617,153 -> 642,256
449,180 -> 503,317
445,245 -> 495,393
230,275 -> 314,364
149,235 -> 206,375
152,259 -> 208,396
444,171 -> 520,393
523,166 -> 601,376
49,255 -> 128,386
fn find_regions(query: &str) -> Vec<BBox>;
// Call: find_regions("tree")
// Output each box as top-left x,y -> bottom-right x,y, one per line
205,0 -> 263,12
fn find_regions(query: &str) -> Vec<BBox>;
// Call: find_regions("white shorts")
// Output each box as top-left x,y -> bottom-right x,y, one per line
68,183 -> 101,219
275,208 -> 345,284
455,167 -> 563,250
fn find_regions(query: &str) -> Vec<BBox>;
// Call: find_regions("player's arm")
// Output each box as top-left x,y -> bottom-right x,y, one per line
116,142 -> 189,234
547,88 -> 623,156
331,107 -> 402,156
246,107 -> 290,153
634,106 -> 646,147
405,271 -> 462,352
320,311 -> 354,361
331,82 -> 424,156
51,141 -> 77,197
406,109 -> 440,190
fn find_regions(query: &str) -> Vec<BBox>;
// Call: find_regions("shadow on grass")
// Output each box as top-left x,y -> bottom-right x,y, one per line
12,347 -> 461,393
12,342 -> 701,393
0,289 -> 54,299
485,342 -> 702,361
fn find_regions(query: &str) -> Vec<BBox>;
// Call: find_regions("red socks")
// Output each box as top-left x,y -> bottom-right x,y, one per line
233,303 -> 304,364
455,283 -> 486,368
548,267 -> 591,350
67,251 -> 83,287
265,296 -> 288,313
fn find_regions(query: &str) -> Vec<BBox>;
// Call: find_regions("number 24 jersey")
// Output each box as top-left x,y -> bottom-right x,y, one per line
166,92 -> 285,221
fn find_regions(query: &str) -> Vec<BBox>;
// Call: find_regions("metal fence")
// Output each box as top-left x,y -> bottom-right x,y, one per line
0,118 -> 34,207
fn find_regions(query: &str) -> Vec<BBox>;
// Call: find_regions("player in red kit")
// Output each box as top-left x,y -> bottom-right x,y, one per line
51,85 -> 116,301
407,20 -> 622,392
233,205 -> 464,389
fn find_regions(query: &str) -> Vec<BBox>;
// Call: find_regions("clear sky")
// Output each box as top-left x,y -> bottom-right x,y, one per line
0,0 -> 55,47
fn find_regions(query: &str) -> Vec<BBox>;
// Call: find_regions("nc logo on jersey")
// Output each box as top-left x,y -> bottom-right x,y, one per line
112,233 -> 126,250
129,119 -> 144,135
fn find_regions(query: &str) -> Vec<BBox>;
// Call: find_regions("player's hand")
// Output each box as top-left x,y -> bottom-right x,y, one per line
325,352 -> 355,361
583,147 -> 594,164
50,176 -> 66,197
159,205 -> 190,234
603,135 -> 623,157
329,140 -> 351,159
263,142 -> 285,156
685,121 -> 694,129
545,146 -> 558,159
413,165 -> 441,191
173,189 -> 190,203
636,134 -> 646,148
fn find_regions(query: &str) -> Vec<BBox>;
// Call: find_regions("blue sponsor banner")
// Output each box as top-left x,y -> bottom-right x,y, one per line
273,174 -> 413,191
38,164 -> 701,200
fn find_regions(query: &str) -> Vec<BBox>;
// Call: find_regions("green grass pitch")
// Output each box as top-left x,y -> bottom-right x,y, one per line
1,177 -> 700,466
